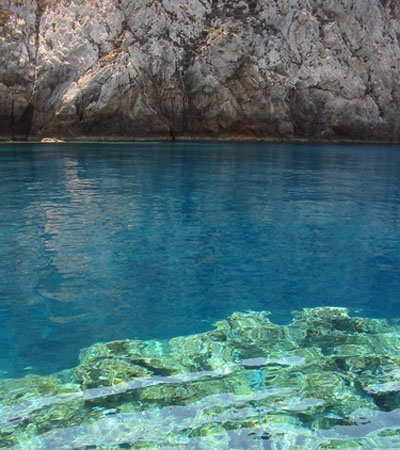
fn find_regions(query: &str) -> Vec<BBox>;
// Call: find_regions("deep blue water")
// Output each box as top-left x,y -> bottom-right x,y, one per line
1,142 -> 400,378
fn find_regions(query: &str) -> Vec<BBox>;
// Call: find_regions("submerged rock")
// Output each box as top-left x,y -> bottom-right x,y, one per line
0,0 -> 399,141
2,307 -> 400,448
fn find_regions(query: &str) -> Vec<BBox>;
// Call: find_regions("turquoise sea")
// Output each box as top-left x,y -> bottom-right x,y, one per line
1,142 -> 400,448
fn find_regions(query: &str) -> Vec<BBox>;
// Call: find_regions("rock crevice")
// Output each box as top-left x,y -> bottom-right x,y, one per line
0,0 -> 399,141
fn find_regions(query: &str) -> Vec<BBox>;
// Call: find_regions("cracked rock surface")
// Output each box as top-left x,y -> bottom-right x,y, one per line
0,0 -> 399,141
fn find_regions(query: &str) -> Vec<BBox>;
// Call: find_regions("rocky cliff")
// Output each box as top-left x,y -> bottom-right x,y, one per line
0,0 -> 399,141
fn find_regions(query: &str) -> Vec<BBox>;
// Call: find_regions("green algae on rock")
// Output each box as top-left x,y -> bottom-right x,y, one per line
2,307 -> 400,449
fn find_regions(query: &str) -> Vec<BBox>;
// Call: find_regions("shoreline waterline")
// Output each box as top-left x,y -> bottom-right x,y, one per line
1,135 -> 400,145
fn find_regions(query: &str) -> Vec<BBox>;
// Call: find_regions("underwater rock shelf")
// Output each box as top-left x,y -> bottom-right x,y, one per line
2,307 -> 400,449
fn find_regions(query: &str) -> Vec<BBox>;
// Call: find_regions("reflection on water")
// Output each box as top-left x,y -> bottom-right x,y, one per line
0,142 -> 400,379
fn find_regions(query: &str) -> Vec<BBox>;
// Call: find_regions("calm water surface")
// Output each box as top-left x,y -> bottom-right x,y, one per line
1,142 -> 400,377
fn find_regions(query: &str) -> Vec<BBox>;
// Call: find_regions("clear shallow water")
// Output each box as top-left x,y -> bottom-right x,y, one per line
1,142 -> 400,377
3,307 -> 400,449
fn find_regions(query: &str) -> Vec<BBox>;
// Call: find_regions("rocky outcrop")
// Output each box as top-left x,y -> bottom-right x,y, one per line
0,0 -> 399,141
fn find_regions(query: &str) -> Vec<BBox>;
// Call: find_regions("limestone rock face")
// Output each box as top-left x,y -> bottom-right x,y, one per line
0,0 -> 399,141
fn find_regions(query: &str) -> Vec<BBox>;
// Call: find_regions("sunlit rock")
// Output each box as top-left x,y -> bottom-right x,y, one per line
0,0 -> 399,141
